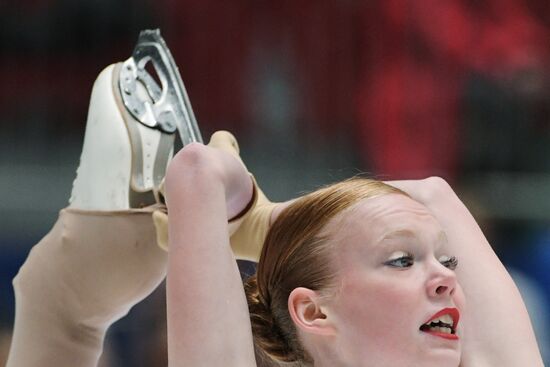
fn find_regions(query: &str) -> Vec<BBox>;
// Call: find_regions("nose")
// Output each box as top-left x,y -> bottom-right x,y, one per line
426,262 -> 457,299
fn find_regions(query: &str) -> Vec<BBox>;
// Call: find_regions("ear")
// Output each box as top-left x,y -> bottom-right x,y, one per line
288,287 -> 335,336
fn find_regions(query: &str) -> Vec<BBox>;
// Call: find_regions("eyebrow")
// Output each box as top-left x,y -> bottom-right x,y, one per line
379,229 -> 416,242
378,229 -> 447,244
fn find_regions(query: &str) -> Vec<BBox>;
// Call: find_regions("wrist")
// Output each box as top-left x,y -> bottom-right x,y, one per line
228,174 -> 256,222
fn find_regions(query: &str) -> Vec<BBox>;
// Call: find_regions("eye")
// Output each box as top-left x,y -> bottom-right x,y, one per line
438,255 -> 458,270
385,251 -> 414,268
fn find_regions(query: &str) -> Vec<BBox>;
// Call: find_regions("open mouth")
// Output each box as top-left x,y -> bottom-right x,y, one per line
419,308 -> 460,340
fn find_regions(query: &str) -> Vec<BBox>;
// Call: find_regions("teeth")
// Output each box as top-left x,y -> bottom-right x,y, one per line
429,325 -> 451,334
420,312 -> 457,335
429,314 -> 453,326
440,314 -> 453,325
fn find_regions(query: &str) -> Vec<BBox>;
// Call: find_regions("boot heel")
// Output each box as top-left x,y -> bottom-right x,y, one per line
70,29 -> 202,210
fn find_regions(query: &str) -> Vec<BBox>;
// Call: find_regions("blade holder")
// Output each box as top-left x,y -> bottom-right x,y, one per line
118,29 -> 203,145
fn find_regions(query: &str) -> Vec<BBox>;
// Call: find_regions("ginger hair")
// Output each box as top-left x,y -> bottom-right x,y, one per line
244,178 -> 406,366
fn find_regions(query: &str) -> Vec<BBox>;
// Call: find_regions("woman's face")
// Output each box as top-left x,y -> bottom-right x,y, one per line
322,194 -> 465,367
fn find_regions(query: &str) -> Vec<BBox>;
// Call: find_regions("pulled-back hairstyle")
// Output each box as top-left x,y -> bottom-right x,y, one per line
244,178 -> 406,366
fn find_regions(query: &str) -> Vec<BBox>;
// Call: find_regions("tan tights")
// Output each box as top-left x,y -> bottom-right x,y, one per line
7,207 -> 167,367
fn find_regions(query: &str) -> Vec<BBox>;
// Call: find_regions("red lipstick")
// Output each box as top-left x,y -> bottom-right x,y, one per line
420,307 -> 460,340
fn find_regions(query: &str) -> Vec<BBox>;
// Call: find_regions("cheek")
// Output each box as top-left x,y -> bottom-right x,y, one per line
453,283 -> 467,333
454,283 -> 466,310
335,271 -> 423,344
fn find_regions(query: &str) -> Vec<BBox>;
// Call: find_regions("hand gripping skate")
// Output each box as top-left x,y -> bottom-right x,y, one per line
70,29 -> 202,210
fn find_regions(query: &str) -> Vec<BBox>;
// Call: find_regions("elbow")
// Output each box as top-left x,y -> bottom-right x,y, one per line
167,143 -> 217,181
165,143 -> 221,197
170,143 -> 211,170
419,176 -> 457,204
423,176 -> 452,194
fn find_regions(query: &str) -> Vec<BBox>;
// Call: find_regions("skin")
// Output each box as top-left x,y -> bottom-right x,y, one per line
165,143 -> 257,367
288,180 -> 544,367
165,146 -> 543,366
7,137 -> 258,367
9,141 -> 541,366
386,178 -> 544,366
290,194 -> 466,367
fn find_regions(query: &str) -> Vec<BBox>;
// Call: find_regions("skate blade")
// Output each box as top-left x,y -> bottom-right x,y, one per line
113,29 -> 203,207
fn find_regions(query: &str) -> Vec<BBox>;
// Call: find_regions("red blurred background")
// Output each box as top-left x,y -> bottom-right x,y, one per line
1,1 -> 549,365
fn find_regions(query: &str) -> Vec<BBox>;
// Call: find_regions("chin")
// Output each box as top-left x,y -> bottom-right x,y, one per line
421,349 -> 461,367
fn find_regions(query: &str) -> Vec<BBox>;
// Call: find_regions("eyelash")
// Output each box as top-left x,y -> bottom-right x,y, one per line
440,256 -> 459,270
385,254 -> 414,268
384,254 -> 459,270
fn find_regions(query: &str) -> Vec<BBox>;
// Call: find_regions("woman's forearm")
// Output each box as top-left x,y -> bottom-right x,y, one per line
165,144 -> 256,367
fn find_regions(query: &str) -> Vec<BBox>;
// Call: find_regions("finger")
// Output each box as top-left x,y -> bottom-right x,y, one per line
208,130 -> 240,157
153,210 -> 169,251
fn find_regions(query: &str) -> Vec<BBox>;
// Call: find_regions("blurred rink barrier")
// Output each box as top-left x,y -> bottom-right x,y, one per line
1,1 -> 549,366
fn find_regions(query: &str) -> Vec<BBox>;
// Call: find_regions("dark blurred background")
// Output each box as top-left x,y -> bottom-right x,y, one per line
1,0 -> 549,365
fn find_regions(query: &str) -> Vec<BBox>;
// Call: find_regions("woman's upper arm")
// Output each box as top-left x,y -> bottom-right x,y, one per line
388,177 -> 544,367
165,144 -> 257,367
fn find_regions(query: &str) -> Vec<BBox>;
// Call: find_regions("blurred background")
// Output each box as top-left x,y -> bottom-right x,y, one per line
1,0 -> 549,365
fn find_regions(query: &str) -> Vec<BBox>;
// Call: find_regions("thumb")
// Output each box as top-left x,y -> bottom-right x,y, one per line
207,130 -> 241,159
153,210 -> 169,251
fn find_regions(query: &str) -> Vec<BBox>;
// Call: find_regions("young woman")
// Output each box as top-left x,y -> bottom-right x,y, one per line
7,135 -> 543,366
164,142 -> 543,366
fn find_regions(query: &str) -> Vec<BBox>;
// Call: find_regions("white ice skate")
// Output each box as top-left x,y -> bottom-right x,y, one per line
69,29 -> 202,210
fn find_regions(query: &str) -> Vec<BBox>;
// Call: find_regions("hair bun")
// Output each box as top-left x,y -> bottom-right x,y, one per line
244,275 -> 300,364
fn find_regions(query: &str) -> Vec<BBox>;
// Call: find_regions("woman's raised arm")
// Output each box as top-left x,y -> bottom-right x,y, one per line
164,142 -> 257,367
388,177 -> 544,367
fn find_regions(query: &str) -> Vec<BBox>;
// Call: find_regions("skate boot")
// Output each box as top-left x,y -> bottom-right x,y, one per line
69,29 -> 202,210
